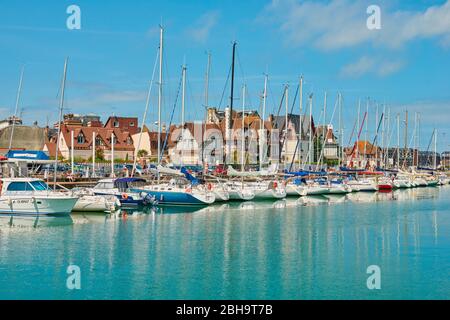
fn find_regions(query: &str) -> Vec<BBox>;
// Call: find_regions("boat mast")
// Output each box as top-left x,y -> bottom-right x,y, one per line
298,76 -> 303,170
226,42 -> 237,165
54,58 -> 68,189
8,66 -> 24,152
307,94 -> 313,169
397,113 -> 400,170
320,91 -> 327,169
434,129 -> 437,170
338,92 -> 342,167
181,64 -> 186,168
364,98 -> 368,168
285,85 -> 289,169
241,84 -> 246,172
157,25 -> 163,166
202,51 -> 211,167
356,99 -> 360,167
259,73 -> 268,171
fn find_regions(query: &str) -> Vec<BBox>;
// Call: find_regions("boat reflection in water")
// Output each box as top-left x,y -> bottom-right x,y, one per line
0,214 -> 73,228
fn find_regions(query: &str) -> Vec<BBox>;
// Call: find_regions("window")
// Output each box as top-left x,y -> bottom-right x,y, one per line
7,182 -> 33,191
77,134 -> 85,144
96,136 -> 104,146
30,181 -> 49,191
113,121 -> 120,128
130,122 -> 135,127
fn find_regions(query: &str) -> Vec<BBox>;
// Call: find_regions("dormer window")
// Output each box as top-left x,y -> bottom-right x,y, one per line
130,122 -> 135,127
77,133 -> 85,144
113,120 -> 120,128
96,136 -> 104,146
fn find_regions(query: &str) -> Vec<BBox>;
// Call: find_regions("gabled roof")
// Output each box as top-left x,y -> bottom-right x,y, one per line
59,124 -> 134,151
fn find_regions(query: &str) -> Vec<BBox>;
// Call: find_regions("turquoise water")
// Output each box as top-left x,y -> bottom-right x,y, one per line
0,186 -> 449,300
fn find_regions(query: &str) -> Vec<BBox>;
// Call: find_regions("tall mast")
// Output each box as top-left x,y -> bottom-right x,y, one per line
260,73 -> 268,171
54,58 -> 68,189
8,66 -> 25,152
181,64 -> 186,167
413,112 -> 418,166
404,110 -> 408,163
157,25 -> 163,166
338,92 -> 342,167
320,91 -> 327,168
364,98 -> 368,167
434,129 -> 437,170
397,113 -> 400,169
226,42 -> 237,164
241,84 -> 246,172
202,52 -> 211,167
285,85 -> 289,168
357,99 -> 360,166
298,76 -> 303,170
307,94 -> 313,168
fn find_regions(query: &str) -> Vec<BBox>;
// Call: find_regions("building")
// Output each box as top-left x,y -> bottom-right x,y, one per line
45,123 -> 135,161
315,125 -> 339,163
167,122 -> 222,166
0,123 -> 48,154
441,151 -> 450,169
344,141 -> 381,168
131,126 -> 167,160
269,114 -> 314,166
104,116 -> 139,135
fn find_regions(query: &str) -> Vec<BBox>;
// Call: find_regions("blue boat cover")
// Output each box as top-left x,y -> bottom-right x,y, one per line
6,150 -> 50,160
181,167 -> 200,186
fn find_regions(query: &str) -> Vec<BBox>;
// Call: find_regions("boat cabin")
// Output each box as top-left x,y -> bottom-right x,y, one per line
0,178 -> 49,195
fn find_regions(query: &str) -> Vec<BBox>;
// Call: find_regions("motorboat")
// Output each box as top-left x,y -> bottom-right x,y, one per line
71,188 -> 121,213
0,178 -> 78,216
93,178 -> 156,208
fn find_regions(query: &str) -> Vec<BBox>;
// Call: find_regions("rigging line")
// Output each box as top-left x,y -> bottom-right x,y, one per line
235,49 -> 254,108
160,67 -> 184,163
131,46 -> 160,176
218,63 -> 232,110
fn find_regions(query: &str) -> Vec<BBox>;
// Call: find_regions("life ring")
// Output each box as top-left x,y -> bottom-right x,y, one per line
122,193 -> 128,200
273,181 -> 278,189
185,188 -> 192,194
207,183 -> 212,191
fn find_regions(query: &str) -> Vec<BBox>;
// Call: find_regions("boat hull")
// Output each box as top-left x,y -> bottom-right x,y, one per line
0,196 -> 78,216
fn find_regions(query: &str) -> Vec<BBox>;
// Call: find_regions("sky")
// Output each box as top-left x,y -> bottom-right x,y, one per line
0,0 -> 449,151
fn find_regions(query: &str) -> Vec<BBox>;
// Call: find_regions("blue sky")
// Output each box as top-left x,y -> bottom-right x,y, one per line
0,0 -> 449,151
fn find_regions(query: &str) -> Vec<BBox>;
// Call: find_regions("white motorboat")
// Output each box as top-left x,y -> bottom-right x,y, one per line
72,188 -> 121,213
0,178 -> 78,216
393,175 -> 412,189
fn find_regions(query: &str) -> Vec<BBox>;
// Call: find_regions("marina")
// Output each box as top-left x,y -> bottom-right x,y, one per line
1,0 -> 450,303
0,185 -> 448,299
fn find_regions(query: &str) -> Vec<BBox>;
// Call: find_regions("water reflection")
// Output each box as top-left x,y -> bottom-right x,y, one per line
0,215 -> 73,228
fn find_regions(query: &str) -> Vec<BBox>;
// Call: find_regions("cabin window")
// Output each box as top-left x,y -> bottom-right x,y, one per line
77,134 -> 85,144
30,181 -> 49,191
7,182 -> 33,191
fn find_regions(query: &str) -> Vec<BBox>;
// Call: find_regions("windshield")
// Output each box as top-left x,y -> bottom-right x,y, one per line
30,180 -> 49,191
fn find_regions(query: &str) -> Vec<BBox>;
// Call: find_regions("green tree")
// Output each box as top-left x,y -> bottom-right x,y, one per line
137,149 -> 148,158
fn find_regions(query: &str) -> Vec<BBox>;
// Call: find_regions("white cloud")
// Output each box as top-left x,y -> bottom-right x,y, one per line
261,0 -> 450,50
340,56 -> 405,77
186,11 -> 220,43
